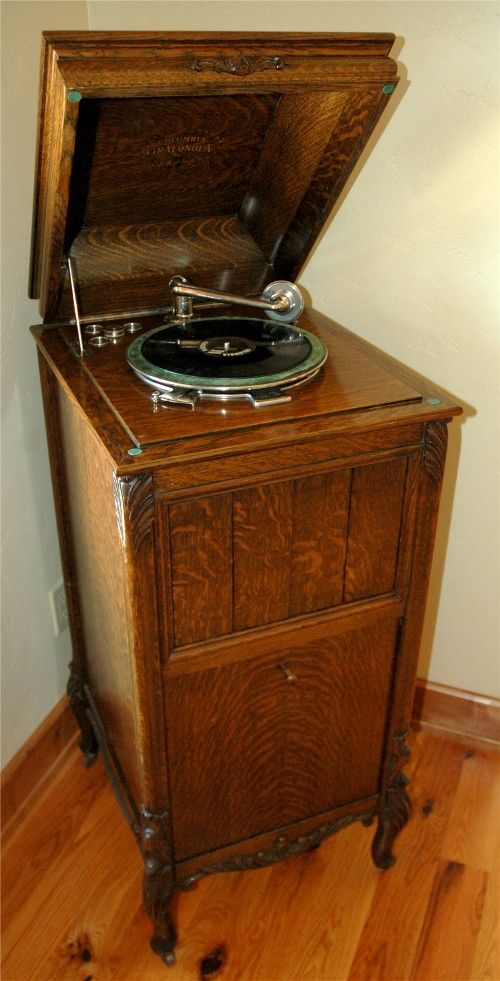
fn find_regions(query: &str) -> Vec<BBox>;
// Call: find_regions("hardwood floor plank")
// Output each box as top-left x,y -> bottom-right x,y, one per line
1,749 -> 108,930
221,826 -> 379,981
1,730 -> 499,981
470,836 -> 500,981
347,731 -> 466,980
2,765 -> 139,979
440,745 -> 500,872
410,860 -> 487,981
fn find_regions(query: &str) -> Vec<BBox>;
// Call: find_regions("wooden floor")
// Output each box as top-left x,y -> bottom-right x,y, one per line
2,729 -> 499,981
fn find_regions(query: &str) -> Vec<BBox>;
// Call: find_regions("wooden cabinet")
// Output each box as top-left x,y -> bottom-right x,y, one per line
29,31 -> 461,967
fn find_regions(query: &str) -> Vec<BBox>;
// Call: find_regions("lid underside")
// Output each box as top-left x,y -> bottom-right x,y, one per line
29,32 -> 399,322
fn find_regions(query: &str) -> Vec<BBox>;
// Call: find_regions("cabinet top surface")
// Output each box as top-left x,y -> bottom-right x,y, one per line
33,308 -> 461,470
29,30 -> 399,322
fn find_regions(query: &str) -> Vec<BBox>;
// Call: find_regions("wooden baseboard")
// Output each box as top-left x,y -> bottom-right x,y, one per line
412,679 -> 500,747
1,695 -> 78,841
2,679 -> 499,841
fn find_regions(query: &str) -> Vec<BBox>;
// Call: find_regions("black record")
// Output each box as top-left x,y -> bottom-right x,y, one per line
140,317 -> 312,380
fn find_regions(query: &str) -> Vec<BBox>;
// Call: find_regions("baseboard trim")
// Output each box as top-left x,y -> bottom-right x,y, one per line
2,679 -> 499,840
412,679 -> 500,747
1,695 -> 78,841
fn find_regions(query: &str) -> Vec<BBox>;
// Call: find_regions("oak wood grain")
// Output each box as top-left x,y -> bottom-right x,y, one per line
32,316 -> 459,478
276,88 -> 384,279
240,91 -> 349,262
52,311 -> 424,454
233,480 -> 293,630
165,615 -> 398,860
344,456 -> 407,601
76,94 -> 280,228
30,32 -> 398,319
168,494 -> 233,646
290,469 -> 350,615
58,384 -> 143,806
58,215 -> 274,319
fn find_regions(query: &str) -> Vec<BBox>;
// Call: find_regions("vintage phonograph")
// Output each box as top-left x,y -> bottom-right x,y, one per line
30,32 -> 461,966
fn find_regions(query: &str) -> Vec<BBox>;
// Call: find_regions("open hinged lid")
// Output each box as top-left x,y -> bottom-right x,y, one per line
30,31 -> 399,323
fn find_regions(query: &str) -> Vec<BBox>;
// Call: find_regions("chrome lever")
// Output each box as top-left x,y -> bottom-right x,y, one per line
169,277 -> 304,323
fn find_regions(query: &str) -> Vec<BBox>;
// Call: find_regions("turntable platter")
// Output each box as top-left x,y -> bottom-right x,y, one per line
127,316 -> 327,404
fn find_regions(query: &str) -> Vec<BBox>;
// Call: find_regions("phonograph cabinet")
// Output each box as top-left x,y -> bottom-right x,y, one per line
30,32 -> 461,965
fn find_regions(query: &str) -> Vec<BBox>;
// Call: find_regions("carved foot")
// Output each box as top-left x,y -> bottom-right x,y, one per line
150,925 -> 177,966
144,857 -> 177,966
372,771 -> 411,870
67,663 -> 98,765
142,806 -> 177,966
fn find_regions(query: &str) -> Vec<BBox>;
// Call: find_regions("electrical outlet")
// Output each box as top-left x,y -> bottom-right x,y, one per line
49,580 -> 69,636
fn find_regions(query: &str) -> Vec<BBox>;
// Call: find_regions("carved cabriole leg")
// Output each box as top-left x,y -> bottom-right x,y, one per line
372,770 -> 411,869
115,473 -> 177,964
141,807 -> 176,965
67,661 -> 98,766
372,422 -> 450,869
372,727 -> 412,869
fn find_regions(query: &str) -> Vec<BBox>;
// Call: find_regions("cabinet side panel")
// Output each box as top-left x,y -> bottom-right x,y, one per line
168,495 -> 233,647
233,481 -> 293,630
344,457 -> 407,601
58,386 -> 141,803
290,470 -> 351,615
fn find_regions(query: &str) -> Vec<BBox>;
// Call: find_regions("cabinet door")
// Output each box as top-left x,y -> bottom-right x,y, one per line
165,615 -> 399,860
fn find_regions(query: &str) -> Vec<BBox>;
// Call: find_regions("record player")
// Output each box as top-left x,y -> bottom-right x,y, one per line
30,32 -> 461,967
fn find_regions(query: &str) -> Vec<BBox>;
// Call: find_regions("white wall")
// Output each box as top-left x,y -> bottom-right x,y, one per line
1,1 -> 89,767
1,2 -> 498,767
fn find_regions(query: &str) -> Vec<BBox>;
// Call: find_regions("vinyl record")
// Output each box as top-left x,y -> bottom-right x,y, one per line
127,316 -> 327,394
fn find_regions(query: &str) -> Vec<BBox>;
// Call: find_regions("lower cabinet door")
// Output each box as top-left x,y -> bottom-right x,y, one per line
165,615 -> 399,860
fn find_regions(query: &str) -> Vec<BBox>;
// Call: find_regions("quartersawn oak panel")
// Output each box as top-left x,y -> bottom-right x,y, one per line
165,614 -> 399,860
290,470 -> 351,616
281,619 -> 398,824
240,91 -> 348,262
275,88 -> 382,279
166,654 -> 286,859
233,481 -> 294,630
168,495 -> 233,647
57,385 -> 142,806
344,457 -> 407,602
167,458 -> 408,646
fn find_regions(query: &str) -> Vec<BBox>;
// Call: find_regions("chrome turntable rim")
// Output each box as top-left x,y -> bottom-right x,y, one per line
126,316 -> 327,395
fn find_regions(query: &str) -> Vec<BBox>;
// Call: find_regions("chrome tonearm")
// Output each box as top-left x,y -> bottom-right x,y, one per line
169,276 -> 304,324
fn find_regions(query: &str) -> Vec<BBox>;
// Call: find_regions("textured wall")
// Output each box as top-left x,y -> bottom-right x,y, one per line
1,2 -> 498,767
